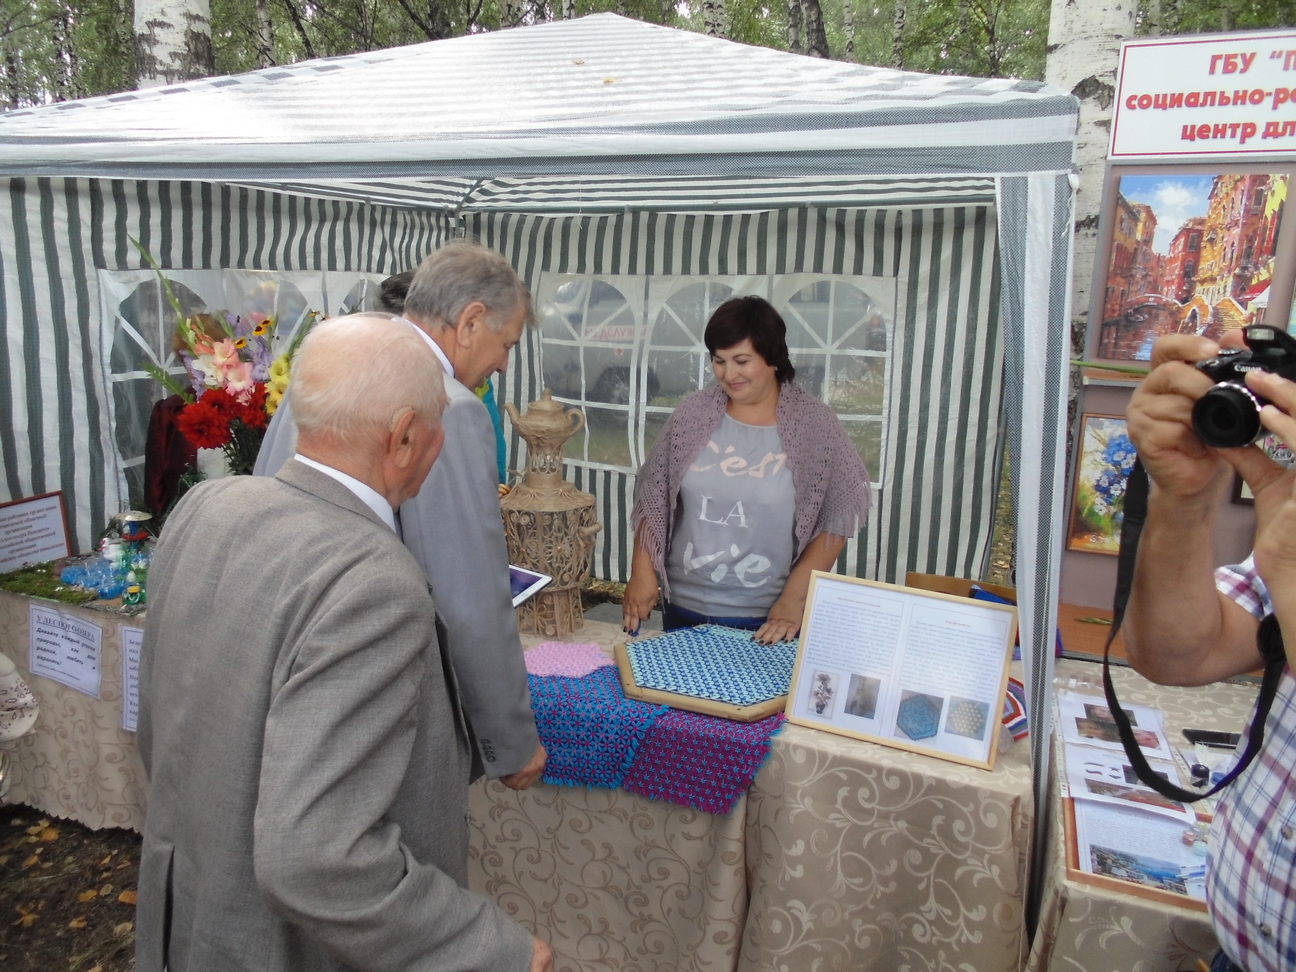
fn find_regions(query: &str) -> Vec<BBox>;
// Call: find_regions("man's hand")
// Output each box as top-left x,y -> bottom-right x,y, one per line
1126,334 -> 1229,503
500,743 -> 546,790
529,936 -> 554,972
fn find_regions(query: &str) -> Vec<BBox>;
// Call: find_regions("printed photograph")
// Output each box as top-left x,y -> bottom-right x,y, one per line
1090,845 -> 1188,895
943,696 -> 990,741
1096,171 -> 1288,361
843,673 -> 881,719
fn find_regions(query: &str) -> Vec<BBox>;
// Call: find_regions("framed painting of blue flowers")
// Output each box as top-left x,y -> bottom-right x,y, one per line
1068,414 -> 1136,555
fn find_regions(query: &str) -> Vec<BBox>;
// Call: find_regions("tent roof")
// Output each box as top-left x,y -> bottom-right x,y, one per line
0,14 -> 1077,183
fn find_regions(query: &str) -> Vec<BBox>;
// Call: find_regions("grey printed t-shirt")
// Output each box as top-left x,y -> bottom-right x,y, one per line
667,414 -> 797,615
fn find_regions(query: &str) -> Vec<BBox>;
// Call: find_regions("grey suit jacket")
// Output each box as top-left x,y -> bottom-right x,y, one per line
255,376 -> 539,778
136,461 -> 533,972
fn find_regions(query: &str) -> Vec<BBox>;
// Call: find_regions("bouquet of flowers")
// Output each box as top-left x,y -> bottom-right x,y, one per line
137,244 -> 318,476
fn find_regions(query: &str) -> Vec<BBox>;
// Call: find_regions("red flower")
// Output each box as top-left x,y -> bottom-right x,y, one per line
199,387 -> 236,417
236,384 -> 270,430
177,400 -> 233,449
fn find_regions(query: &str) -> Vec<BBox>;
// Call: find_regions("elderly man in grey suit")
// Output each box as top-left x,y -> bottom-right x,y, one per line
255,243 -> 545,789
138,314 -> 552,972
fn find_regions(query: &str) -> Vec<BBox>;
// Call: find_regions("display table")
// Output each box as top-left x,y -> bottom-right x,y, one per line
0,590 -> 147,831
1024,657 -> 1259,972
470,620 -> 1035,972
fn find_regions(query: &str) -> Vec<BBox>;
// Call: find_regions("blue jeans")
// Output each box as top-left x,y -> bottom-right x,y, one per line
661,601 -> 765,632
1210,951 -> 1245,972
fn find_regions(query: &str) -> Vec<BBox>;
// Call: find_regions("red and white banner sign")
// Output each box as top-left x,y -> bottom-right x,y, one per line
1111,30 -> 1296,159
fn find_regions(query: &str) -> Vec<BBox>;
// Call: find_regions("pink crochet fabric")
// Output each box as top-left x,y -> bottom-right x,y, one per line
631,383 -> 871,600
524,641 -> 613,678
622,709 -> 786,815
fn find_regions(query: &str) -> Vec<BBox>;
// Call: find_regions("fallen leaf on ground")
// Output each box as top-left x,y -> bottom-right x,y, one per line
113,921 -> 133,936
69,916 -> 87,929
78,889 -> 99,902
117,889 -> 138,905
20,853 -> 40,869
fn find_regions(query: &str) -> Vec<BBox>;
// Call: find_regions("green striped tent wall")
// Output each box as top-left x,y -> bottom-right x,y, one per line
468,204 -> 1004,588
0,176 -> 452,551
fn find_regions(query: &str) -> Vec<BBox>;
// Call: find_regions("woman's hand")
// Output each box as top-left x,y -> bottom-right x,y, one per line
753,598 -> 802,644
622,540 -> 660,635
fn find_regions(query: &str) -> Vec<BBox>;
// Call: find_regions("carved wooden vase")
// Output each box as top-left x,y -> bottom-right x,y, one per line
501,390 -> 602,636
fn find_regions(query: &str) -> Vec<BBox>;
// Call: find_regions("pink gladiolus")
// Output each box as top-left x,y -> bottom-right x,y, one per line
222,360 -> 255,400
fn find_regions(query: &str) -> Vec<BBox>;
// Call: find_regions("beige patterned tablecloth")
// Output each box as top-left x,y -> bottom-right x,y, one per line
1025,657 -> 1260,972
471,620 -> 1035,972
0,590 -> 148,831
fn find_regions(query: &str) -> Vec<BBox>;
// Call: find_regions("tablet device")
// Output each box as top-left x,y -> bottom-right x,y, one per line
510,565 -> 553,607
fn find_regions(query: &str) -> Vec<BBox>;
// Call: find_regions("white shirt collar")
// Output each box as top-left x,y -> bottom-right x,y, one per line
398,316 -> 455,379
293,454 -> 397,533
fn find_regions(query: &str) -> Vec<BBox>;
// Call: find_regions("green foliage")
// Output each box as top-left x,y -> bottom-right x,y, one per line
0,0 -> 133,108
1141,0 -> 1296,35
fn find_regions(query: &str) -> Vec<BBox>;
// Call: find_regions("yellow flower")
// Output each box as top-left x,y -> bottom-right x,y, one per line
269,355 -> 291,381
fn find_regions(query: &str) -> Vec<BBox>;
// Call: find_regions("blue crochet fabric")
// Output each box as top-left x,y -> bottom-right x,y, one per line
529,666 -> 666,789
624,624 -> 797,707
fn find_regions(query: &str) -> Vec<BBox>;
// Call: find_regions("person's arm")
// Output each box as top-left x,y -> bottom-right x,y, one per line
622,536 -> 661,635
401,390 -> 543,784
753,532 -> 846,644
1123,334 -> 1264,685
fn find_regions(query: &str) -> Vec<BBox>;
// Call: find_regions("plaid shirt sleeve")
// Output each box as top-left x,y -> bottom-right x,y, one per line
1215,554 -> 1273,619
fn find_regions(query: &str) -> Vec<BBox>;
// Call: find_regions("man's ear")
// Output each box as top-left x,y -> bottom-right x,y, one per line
387,407 -> 419,469
455,300 -> 489,345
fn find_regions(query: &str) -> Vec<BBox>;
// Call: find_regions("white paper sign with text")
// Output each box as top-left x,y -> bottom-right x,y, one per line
0,492 -> 71,572
28,602 -> 102,698
121,625 -> 143,732
1112,30 -> 1296,159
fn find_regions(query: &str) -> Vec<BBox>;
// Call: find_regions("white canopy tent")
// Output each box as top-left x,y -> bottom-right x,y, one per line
0,13 -> 1077,853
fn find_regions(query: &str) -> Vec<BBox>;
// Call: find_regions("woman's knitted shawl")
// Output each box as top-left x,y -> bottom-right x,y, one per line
631,382 -> 872,601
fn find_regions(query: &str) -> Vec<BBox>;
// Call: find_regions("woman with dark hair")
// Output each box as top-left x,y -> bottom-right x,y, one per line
624,295 -> 871,644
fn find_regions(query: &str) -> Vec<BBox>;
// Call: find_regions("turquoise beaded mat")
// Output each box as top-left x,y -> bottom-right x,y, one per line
624,625 -> 798,707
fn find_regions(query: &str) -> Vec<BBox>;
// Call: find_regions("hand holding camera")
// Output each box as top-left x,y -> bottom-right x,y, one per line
1192,325 -> 1296,448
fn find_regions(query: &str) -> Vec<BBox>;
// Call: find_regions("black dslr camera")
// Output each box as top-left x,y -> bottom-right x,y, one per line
1193,325 -> 1296,448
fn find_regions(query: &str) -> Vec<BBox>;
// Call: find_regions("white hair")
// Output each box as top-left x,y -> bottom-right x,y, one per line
292,314 -> 445,454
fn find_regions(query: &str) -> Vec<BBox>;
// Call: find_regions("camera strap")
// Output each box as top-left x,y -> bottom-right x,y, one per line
1100,458 -> 1287,804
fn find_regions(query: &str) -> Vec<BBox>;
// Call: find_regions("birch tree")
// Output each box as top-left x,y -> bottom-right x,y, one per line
803,0 -> 828,57
842,0 -> 856,61
892,0 -> 906,68
1045,0 -> 1136,366
135,0 -> 213,88
787,0 -> 802,53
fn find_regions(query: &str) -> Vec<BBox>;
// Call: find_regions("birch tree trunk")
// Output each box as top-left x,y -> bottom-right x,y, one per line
134,0 -> 213,88
842,0 -> 856,62
803,0 -> 829,58
502,0 -> 526,28
703,0 -> 727,38
254,0 -> 274,68
1045,0 -> 1136,378
892,0 -> 906,69
787,0 -> 803,54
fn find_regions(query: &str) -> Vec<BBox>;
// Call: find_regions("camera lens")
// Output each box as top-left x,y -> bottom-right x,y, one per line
1192,383 -> 1264,448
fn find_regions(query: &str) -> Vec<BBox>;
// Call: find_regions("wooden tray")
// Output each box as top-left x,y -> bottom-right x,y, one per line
613,641 -> 787,722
